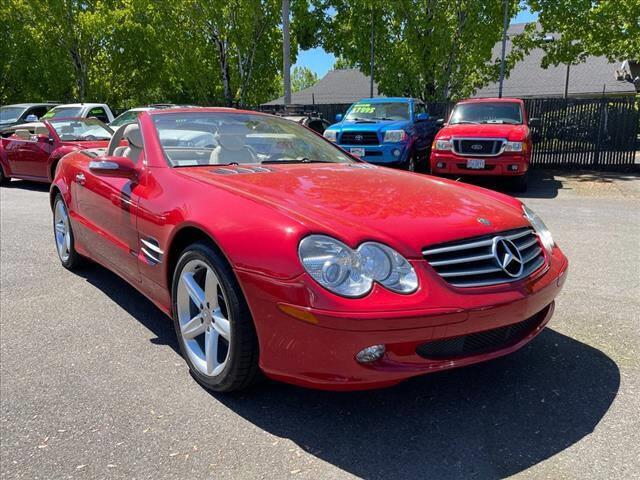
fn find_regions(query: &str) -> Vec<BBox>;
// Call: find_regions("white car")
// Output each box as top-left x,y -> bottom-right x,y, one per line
42,103 -> 115,123
110,107 -> 156,128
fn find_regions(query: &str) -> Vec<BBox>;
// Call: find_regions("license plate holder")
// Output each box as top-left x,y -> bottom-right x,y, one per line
350,148 -> 365,157
466,158 -> 485,169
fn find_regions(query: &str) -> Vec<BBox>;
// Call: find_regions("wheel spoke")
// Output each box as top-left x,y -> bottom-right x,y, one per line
205,328 -> 220,375
181,312 -> 206,339
204,268 -> 219,309
55,222 -> 65,234
182,272 -> 205,308
212,310 -> 230,340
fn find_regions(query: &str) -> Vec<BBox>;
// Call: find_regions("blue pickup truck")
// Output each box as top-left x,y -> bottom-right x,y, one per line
322,97 -> 439,171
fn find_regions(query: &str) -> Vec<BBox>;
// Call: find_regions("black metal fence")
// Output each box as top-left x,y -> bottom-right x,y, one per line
261,97 -> 639,171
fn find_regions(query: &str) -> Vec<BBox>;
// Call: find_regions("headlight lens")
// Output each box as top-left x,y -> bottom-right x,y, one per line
323,129 -> 337,142
505,141 -> 524,152
523,205 -> 554,253
434,139 -> 452,151
298,235 -> 418,297
383,130 -> 407,143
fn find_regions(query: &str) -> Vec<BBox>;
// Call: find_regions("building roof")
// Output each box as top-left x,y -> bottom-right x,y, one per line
474,23 -> 636,98
263,69 -> 379,105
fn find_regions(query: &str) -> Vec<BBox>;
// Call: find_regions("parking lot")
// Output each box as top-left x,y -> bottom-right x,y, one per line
1,170 -> 639,479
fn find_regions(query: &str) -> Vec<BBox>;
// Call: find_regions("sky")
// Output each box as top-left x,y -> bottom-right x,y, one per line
293,8 -> 539,78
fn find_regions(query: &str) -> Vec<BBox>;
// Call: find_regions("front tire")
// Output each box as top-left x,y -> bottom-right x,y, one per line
53,194 -> 83,269
171,241 -> 259,392
0,164 -> 9,185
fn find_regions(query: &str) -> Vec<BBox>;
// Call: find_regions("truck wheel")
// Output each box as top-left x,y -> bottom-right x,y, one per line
507,173 -> 528,193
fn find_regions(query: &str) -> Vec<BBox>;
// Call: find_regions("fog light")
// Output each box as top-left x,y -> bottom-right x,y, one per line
356,344 -> 385,363
392,148 -> 401,158
436,161 -> 445,168
509,164 -> 519,171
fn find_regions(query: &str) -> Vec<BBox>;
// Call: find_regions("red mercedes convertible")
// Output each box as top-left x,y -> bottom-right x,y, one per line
50,108 -> 568,392
0,118 -> 113,184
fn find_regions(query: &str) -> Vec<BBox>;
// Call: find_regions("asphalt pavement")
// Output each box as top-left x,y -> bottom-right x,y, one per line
1,169 -> 639,479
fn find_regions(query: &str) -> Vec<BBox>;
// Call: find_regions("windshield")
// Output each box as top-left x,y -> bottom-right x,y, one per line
153,112 -> 353,167
0,106 -> 26,123
111,109 -> 145,127
450,102 -> 523,125
345,102 -> 410,122
42,107 -> 83,119
49,119 -> 113,141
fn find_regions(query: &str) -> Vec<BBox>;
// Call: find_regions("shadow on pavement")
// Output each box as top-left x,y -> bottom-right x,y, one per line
70,219 -> 619,480
209,329 -> 619,480
3,179 -> 50,192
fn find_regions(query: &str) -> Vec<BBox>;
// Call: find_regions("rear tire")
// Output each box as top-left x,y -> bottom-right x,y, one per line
171,241 -> 260,392
0,164 -> 9,185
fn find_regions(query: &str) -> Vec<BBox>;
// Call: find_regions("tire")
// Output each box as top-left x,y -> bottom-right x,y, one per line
171,241 -> 259,392
507,173 -> 528,193
52,194 -> 83,269
404,154 -> 417,172
0,164 -> 9,185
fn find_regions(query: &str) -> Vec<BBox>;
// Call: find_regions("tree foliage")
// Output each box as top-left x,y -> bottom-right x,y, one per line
292,66 -> 319,91
523,0 -> 640,67
298,0 -> 525,101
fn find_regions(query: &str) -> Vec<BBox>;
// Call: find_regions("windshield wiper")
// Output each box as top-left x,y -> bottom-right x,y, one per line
348,117 -> 376,123
372,116 -> 394,121
261,158 -> 330,164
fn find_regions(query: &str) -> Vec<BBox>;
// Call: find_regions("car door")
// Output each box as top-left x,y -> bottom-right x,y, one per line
6,132 -> 52,179
74,151 -> 142,282
412,102 -> 431,154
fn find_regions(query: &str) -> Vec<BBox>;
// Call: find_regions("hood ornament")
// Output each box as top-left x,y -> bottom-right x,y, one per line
477,217 -> 491,226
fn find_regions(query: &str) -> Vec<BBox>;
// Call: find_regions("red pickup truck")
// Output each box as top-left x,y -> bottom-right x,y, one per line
429,98 -> 539,191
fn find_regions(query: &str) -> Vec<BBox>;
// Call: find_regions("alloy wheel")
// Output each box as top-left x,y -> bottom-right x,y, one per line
176,259 -> 232,378
54,200 -> 71,263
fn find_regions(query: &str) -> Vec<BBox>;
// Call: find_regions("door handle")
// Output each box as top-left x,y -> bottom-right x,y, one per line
75,173 -> 86,185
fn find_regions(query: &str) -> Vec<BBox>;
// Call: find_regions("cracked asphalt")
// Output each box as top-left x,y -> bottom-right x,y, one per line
1,170 -> 639,479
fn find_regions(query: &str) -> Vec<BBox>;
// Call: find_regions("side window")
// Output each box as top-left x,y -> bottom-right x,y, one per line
88,107 -> 108,123
414,103 -> 427,116
307,120 -> 326,134
31,107 -> 49,119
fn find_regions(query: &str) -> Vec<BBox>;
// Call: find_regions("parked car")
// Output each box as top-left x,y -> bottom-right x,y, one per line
323,97 -> 439,171
49,108 -> 568,392
111,104 -> 198,128
0,118 -> 113,184
42,103 -> 115,124
0,102 -> 59,130
430,98 -> 540,191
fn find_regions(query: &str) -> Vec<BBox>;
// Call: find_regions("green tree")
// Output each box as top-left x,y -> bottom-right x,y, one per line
292,66 -> 319,91
523,0 -> 640,67
299,0 -> 525,102
332,56 -> 356,70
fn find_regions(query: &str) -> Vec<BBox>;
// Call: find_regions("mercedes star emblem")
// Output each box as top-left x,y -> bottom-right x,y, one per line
492,236 -> 524,277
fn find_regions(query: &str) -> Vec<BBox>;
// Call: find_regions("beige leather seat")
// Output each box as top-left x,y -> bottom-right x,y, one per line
107,124 -> 143,163
34,126 -> 49,136
14,129 -> 31,140
209,126 -> 257,164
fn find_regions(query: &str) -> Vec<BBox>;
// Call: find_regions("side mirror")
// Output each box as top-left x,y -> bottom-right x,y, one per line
415,113 -> 429,122
335,113 -> 343,122
89,156 -> 137,180
528,117 -> 541,128
436,118 -> 445,126
25,114 -> 38,122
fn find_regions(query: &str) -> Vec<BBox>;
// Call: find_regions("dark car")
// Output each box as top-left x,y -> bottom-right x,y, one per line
0,103 -> 59,130
282,113 -> 331,134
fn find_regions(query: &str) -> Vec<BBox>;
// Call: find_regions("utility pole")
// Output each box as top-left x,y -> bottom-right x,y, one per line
282,0 -> 291,106
369,6 -> 375,98
564,63 -> 570,98
498,0 -> 509,98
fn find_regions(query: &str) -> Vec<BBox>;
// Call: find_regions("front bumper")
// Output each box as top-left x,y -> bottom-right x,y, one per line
236,247 -> 568,391
430,151 -> 529,176
338,142 -> 410,166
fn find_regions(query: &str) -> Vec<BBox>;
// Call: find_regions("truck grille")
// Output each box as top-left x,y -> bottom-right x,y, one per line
453,138 -> 504,156
339,131 -> 379,145
422,228 -> 546,288
415,305 -> 548,359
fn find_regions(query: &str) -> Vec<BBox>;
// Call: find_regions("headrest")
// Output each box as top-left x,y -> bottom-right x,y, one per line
14,129 -> 31,140
216,125 -> 248,152
35,126 -> 49,136
123,123 -> 143,149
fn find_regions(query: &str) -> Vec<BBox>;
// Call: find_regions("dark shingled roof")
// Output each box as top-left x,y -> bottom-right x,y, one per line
475,23 -> 636,98
263,69 -> 379,105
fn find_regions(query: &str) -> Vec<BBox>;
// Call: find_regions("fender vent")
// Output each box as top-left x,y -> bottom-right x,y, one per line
212,166 -> 272,175
140,237 -> 163,265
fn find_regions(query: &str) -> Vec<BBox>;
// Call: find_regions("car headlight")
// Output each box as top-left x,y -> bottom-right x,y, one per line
383,130 -> 407,143
434,139 -> 452,151
523,205 -> 554,253
505,141 -> 524,152
298,235 -> 418,297
323,130 -> 337,142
